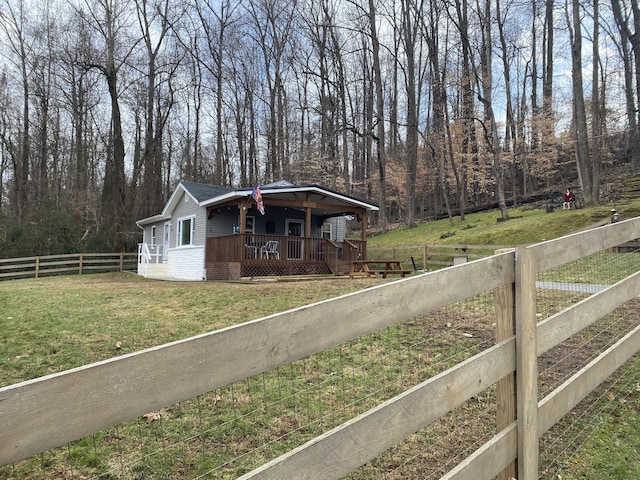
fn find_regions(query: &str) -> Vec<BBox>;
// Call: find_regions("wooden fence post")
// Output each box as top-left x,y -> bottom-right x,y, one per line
35,257 -> 40,278
515,246 -> 539,478
120,252 -> 124,272
423,244 -> 428,271
79,254 -> 83,275
495,250 -> 517,479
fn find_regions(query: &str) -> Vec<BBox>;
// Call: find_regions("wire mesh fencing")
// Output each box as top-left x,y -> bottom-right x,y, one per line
3,238 -> 640,479
1,289 -> 502,480
535,243 -> 640,477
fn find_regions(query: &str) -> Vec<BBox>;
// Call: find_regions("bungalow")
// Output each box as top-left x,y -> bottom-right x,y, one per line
136,180 -> 379,281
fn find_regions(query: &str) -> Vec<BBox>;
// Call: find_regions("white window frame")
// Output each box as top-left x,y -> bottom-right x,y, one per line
245,215 -> 255,234
151,225 -> 157,246
177,215 -> 196,247
321,222 -> 332,240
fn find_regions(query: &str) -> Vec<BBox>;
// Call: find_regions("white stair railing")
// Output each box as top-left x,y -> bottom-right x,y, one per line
138,243 -> 152,264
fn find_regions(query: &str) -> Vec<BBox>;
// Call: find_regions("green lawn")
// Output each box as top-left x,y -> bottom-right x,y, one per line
366,200 -> 640,248
1,273 -> 389,387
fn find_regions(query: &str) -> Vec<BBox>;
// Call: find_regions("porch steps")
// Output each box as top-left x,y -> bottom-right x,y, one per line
334,261 -> 353,276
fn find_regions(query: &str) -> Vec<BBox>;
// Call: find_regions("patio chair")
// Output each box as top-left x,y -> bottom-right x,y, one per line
244,241 -> 258,259
260,240 -> 280,259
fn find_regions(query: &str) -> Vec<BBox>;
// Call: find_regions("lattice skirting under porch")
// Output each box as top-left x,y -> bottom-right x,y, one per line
242,261 -> 332,278
207,261 -> 332,280
206,262 -> 242,281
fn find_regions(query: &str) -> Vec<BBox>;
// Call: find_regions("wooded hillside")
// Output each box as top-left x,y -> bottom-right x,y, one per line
0,0 -> 638,256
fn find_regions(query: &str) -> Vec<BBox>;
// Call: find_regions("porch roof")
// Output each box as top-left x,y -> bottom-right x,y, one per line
137,180 -> 378,226
202,182 -> 378,216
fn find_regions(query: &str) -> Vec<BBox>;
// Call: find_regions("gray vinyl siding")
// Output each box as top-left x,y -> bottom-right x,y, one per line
142,225 -> 151,245
207,210 -> 237,237
206,205 -> 330,238
142,223 -> 163,246
172,191 -> 206,247
336,217 -> 347,241
327,217 -> 347,241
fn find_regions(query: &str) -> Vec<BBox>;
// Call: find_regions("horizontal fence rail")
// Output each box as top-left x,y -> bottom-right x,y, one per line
0,254 -> 515,466
1,217 -> 640,478
367,243 -> 514,271
0,252 -> 137,280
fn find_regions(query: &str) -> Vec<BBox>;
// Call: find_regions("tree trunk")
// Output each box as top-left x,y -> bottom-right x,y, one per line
567,0 -> 594,204
591,0 -> 602,203
479,0 -> 508,220
400,0 -> 419,227
368,0 -> 387,231
102,67 -> 128,247
612,0 -> 640,172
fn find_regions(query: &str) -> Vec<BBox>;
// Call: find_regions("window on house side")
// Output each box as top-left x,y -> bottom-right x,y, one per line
177,216 -> 195,246
151,226 -> 156,246
245,216 -> 255,233
322,222 -> 332,240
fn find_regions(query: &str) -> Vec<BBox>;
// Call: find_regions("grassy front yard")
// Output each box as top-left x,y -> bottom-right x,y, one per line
3,204 -> 640,478
1,273 -> 391,387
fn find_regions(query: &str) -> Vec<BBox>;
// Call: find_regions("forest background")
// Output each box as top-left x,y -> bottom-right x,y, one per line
0,0 -> 639,257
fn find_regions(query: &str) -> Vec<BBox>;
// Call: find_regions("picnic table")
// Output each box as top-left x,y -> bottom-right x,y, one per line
348,260 -> 411,279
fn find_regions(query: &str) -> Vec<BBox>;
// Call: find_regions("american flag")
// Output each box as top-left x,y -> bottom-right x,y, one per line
251,183 -> 265,215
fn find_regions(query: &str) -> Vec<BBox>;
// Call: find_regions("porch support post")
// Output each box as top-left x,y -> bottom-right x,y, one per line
305,205 -> 312,262
360,210 -> 367,241
239,201 -> 247,234
305,206 -> 311,238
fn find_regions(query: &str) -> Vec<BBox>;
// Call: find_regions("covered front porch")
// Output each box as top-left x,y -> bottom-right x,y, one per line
206,234 -> 366,279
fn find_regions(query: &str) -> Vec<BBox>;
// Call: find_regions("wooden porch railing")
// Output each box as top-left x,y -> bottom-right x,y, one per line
205,235 -> 366,276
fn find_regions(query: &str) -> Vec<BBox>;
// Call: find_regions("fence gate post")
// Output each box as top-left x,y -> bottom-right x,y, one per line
515,246 -> 539,478
495,271 -> 517,479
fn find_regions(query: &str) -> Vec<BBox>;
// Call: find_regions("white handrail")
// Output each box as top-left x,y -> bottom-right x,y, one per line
138,243 -> 152,264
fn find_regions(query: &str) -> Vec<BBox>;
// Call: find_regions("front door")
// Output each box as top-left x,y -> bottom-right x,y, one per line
285,219 -> 304,260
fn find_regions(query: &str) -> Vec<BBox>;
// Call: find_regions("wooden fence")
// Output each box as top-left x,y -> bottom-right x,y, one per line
367,243 -> 514,270
0,252 -> 137,280
1,217 -> 640,478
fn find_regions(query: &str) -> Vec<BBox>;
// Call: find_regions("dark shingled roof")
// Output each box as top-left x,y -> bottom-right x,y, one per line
180,180 -> 233,203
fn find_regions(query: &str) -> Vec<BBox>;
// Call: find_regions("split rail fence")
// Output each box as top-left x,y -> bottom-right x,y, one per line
0,252 -> 137,280
1,217 -> 640,478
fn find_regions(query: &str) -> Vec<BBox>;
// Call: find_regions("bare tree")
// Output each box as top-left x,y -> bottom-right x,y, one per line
189,0 -> 242,185
566,0 -> 596,204
542,0 -> 555,151
366,0 -> 388,230
58,16 -> 99,197
132,0 -> 181,218
612,0 -> 640,171
245,0 -> 297,182
0,0 -> 33,220
399,0 -> 422,227
477,0 -> 509,220
449,0 -> 477,221
590,0 -> 602,202
326,7 -> 352,193
496,0 -> 518,205
299,0 -> 339,185
422,0 -> 455,224
76,0 -> 138,248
